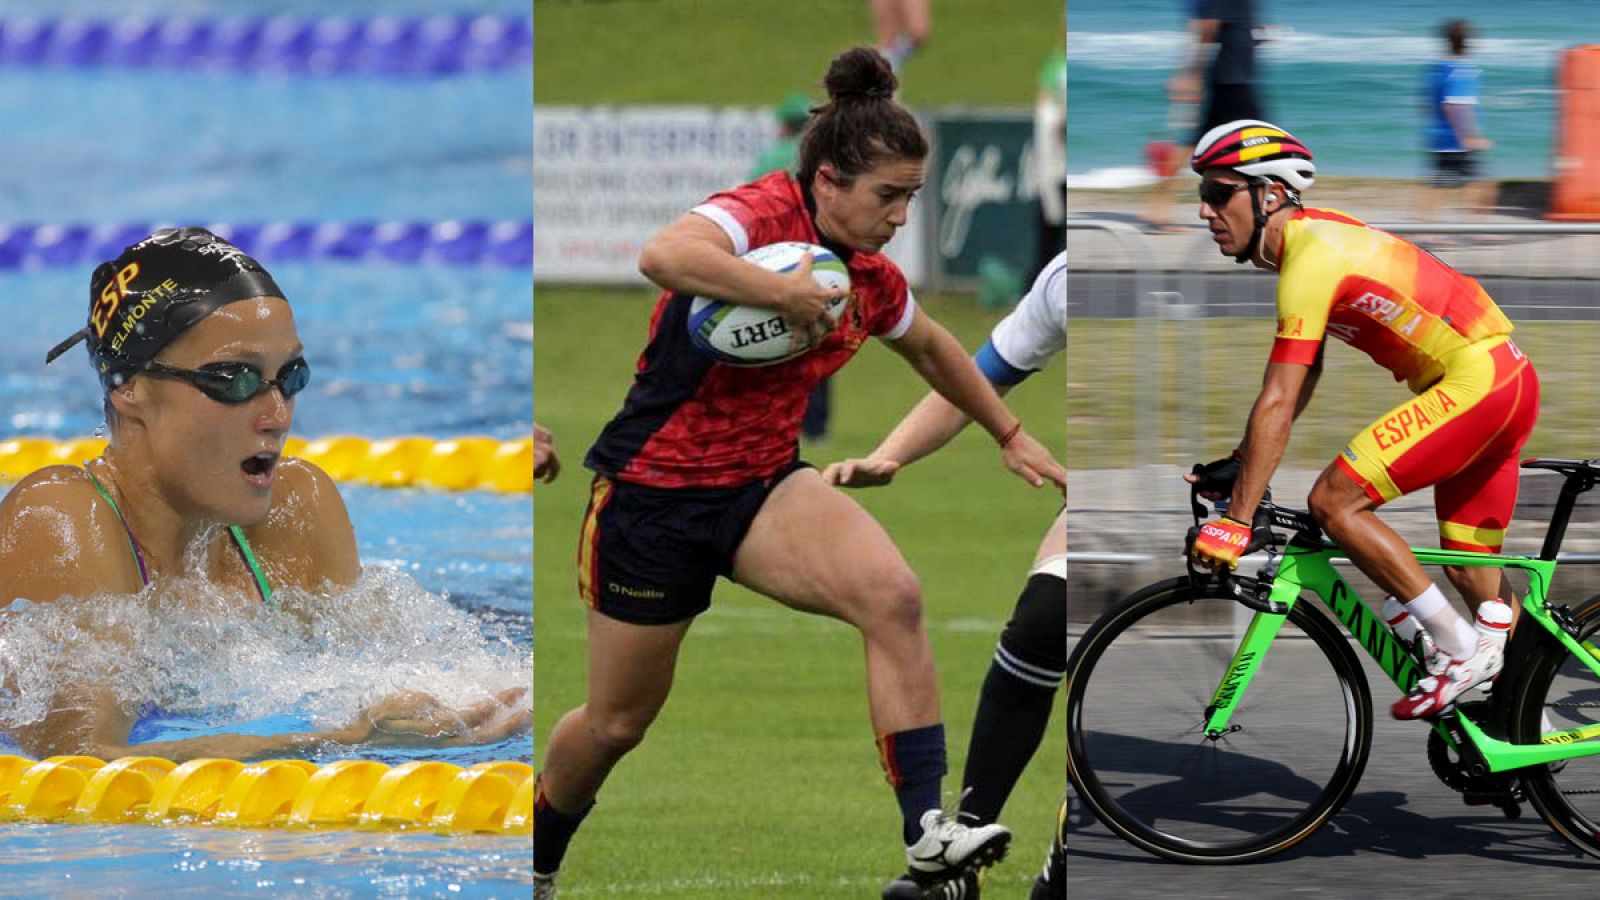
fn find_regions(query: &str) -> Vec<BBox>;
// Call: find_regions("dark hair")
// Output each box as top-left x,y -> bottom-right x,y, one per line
1443,19 -> 1470,56
796,47 -> 928,186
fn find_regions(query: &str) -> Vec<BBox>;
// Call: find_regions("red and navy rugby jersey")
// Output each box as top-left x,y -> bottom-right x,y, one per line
585,172 -> 917,488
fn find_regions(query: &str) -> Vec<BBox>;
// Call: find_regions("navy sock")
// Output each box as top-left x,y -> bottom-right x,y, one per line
877,723 -> 947,844
532,775 -> 592,876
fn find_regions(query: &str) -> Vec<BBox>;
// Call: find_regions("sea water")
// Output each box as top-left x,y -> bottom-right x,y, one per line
1069,0 -> 1574,184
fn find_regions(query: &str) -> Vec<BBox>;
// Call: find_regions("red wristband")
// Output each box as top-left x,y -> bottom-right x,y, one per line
997,422 -> 1023,448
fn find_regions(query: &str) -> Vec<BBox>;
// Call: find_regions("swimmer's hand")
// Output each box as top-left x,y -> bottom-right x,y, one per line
341,687 -> 531,747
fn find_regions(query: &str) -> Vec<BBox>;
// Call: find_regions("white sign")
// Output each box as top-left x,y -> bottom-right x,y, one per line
534,106 -> 924,285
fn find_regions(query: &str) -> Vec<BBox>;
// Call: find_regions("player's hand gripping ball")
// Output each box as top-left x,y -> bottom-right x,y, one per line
687,242 -> 850,366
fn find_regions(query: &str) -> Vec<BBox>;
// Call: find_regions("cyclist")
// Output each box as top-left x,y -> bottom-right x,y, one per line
1184,120 -> 1539,720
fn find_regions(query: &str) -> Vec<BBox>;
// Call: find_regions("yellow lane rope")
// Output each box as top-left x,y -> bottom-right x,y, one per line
0,435 -> 536,493
0,754 -> 533,833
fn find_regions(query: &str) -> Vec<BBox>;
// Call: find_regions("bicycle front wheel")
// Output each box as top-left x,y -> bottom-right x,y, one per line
1066,576 -> 1373,863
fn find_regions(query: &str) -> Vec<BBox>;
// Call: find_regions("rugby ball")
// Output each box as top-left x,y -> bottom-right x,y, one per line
687,242 -> 851,366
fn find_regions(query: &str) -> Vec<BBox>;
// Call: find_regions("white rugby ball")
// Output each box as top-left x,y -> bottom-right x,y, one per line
687,242 -> 851,366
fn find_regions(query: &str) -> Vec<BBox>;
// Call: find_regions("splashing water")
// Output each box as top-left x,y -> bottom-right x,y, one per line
0,566 -> 530,738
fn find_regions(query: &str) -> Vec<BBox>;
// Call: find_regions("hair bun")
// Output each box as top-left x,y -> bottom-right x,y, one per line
824,46 -> 897,103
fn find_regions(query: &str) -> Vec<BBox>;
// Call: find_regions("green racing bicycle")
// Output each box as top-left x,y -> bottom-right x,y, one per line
1066,457 -> 1600,863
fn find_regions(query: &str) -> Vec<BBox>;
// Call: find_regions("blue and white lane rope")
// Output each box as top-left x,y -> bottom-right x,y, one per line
0,15 -> 531,75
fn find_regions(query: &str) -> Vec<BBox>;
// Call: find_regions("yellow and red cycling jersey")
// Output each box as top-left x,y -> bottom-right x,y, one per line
1270,207 -> 1513,393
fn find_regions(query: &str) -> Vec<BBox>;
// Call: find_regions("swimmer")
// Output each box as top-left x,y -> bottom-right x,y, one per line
0,227 -> 530,761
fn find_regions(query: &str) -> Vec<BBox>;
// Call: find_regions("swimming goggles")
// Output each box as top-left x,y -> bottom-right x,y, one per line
136,356 -> 311,405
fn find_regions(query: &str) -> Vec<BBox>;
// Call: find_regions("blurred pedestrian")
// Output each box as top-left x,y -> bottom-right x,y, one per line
871,0 -> 930,74
1145,0 -> 1265,232
749,92 -> 834,442
1415,19 -> 1495,223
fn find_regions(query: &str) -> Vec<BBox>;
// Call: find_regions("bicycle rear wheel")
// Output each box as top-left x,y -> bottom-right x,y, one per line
1066,576 -> 1373,863
1510,595 -> 1600,859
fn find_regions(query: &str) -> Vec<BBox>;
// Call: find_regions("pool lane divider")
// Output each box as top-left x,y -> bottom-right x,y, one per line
0,754 -> 534,833
0,435 -> 539,494
0,15 -> 531,75
0,220 -> 533,269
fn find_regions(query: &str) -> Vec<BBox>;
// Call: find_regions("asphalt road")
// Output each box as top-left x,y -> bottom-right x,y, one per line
1065,628 -> 1600,899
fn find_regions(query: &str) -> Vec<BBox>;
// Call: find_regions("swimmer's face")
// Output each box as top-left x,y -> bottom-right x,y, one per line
116,297 -> 302,526
813,157 -> 925,254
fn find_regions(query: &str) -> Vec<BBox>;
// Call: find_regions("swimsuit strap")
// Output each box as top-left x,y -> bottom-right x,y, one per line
84,466 -> 150,587
83,465 -> 273,604
228,526 -> 273,605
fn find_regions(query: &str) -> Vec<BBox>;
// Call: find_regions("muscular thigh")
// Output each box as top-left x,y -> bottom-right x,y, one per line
1335,341 -> 1532,505
731,468 -> 916,624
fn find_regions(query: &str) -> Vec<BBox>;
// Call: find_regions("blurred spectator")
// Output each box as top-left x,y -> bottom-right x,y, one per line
1146,0 -> 1266,233
1034,29 -> 1066,280
749,92 -> 812,180
870,0 -> 930,74
1415,19 -> 1495,223
750,92 -> 833,443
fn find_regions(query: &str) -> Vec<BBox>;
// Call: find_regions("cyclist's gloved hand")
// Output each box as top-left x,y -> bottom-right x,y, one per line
1191,515 -> 1253,571
1188,451 -> 1243,499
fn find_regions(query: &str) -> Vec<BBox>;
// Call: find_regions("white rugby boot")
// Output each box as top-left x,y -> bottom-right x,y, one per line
904,809 -> 1010,882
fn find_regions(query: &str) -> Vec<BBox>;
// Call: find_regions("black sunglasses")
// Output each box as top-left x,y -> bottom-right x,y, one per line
1198,180 -> 1250,208
137,357 -> 311,405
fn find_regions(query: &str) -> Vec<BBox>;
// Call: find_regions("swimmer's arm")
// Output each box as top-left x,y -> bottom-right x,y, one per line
5,681 -> 353,763
90,728 -> 353,764
0,467 -> 137,605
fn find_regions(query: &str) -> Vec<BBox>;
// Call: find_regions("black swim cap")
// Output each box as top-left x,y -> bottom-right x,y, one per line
46,227 -> 284,392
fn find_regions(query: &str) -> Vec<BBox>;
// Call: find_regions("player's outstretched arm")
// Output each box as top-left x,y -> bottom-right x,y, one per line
823,383 -> 1013,488
881,309 -> 1064,492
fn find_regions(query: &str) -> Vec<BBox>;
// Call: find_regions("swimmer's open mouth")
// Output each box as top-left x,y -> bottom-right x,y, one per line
241,452 -> 279,478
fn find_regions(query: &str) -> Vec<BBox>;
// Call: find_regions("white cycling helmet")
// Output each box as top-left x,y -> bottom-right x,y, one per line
1191,119 -> 1316,192
1192,119 -> 1316,263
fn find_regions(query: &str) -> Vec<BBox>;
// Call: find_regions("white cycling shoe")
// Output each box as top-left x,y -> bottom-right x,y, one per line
1392,636 -> 1504,720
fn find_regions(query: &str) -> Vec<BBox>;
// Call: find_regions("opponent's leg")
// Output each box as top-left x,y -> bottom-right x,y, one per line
732,469 -> 1009,883
959,510 -> 1065,826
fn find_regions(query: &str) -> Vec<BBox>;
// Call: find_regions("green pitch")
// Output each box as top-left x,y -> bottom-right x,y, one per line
533,0 -> 1061,106
534,287 -> 1064,897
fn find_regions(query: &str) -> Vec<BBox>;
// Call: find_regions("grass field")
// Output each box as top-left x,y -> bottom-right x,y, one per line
533,288 -> 1064,897
533,0 -> 1059,106
1067,318 -> 1600,470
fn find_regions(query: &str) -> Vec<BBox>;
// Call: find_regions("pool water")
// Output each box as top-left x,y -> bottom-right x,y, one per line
0,0 -> 532,895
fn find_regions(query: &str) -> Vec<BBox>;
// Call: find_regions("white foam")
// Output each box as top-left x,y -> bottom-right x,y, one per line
0,567 -> 530,736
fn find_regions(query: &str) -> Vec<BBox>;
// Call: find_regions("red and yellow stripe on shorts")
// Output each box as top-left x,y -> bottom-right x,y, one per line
576,476 -> 615,609
1334,337 -> 1538,553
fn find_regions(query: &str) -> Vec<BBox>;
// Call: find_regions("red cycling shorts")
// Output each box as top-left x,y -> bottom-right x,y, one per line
1334,337 -> 1539,553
